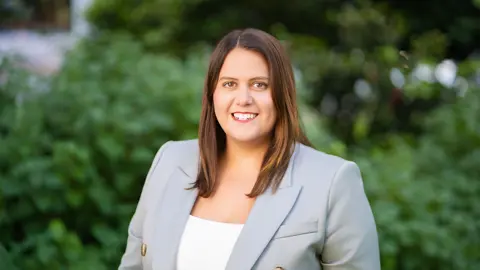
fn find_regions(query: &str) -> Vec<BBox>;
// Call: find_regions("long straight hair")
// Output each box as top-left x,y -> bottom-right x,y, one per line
195,28 -> 311,198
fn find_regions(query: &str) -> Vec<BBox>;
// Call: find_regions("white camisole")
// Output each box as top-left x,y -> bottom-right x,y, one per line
176,215 -> 244,270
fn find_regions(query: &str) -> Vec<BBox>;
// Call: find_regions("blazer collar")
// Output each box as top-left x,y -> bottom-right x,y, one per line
178,142 -> 301,189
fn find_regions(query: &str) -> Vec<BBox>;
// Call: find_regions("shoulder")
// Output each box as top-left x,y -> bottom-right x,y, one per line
149,139 -> 199,174
159,139 -> 199,156
294,143 -> 351,175
292,143 -> 361,187
294,145 -> 379,268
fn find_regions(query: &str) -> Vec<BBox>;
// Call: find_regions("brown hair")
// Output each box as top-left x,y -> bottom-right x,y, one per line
195,28 -> 311,198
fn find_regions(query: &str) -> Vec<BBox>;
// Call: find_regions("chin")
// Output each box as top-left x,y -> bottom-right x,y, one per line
227,133 -> 269,145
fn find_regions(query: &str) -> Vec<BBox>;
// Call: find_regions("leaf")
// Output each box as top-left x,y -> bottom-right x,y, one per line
0,243 -> 20,270
49,219 -> 67,242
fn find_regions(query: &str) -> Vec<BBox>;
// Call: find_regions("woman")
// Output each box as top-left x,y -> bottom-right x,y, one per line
119,28 -> 380,270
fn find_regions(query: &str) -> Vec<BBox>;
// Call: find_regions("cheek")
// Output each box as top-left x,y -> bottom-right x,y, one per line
258,93 -> 276,121
213,90 -> 228,118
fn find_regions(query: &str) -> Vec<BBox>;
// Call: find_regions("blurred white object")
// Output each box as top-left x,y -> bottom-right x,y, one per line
0,31 -> 77,75
412,63 -> 435,83
390,68 -> 405,88
72,0 -> 93,37
0,0 -> 92,75
475,69 -> 480,86
434,59 -> 457,87
320,94 -> 337,116
354,79 -> 372,100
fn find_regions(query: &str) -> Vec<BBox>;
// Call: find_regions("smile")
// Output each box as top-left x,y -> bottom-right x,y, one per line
232,113 -> 258,122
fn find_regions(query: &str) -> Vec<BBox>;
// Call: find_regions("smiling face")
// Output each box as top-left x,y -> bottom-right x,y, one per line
197,28 -> 312,197
213,48 -> 277,145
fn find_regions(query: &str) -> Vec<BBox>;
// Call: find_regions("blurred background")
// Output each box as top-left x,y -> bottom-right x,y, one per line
1,0 -> 479,269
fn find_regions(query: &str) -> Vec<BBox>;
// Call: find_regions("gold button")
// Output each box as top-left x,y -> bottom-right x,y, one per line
275,267 -> 284,270
141,243 -> 147,256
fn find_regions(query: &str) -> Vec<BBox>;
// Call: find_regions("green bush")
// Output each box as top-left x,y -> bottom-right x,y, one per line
1,11 -> 479,267
353,85 -> 480,269
85,0 -> 480,146
0,34 -> 205,269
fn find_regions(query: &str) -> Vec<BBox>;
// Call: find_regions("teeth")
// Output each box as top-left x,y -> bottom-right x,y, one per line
233,113 -> 257,120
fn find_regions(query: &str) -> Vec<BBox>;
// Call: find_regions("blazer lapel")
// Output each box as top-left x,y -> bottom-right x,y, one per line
226,144 -> 301,270
151,166 -> 197,270
225,185 -> 302,270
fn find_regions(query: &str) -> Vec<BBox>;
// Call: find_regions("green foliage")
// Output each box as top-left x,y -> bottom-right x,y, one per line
2,0 -> 479,269
0,34 -> 206,269
353,86 -> 480,269
86,0 -> 480,60
0,243 -> 19,270
2,32 -> 479,269
86,0 -> 204,53
274,1 -> 463,145
86,0 -> 478,145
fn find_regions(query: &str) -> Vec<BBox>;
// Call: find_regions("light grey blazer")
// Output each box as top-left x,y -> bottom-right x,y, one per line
119,139 -> 380,270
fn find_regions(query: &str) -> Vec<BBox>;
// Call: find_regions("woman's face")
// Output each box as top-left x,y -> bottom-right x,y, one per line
213,48 -> 277,145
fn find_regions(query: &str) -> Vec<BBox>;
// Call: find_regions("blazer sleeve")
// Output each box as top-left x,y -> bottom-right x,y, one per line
321,161 -> 381,270
118,141 -> 172,270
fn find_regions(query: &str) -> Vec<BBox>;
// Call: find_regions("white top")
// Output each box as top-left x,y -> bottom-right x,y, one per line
176,215 -> 244,270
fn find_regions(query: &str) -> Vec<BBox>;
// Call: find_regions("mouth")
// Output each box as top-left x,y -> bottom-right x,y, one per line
231,112 -> 258,122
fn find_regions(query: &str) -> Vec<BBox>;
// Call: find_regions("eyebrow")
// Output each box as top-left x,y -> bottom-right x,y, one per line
218,76 -> 269,81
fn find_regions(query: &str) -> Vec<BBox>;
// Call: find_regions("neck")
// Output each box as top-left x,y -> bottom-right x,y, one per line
222,138 -> 270,170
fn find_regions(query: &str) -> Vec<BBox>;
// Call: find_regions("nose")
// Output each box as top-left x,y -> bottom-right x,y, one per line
235,85 -> 253,106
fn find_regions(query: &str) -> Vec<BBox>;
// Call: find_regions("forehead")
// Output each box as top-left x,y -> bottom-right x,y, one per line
219,48 -> 269,78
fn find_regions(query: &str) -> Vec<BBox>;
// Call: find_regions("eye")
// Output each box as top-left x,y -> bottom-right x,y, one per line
253,82 -> 268,89
223,81 -> 236,88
